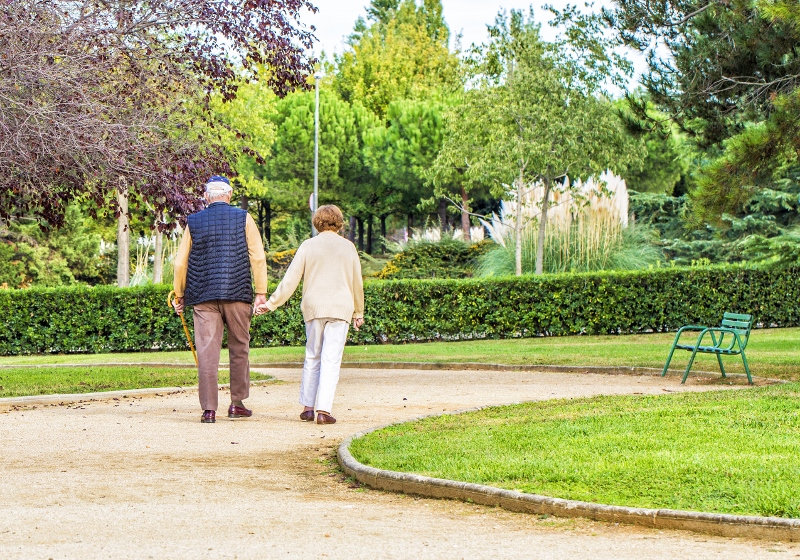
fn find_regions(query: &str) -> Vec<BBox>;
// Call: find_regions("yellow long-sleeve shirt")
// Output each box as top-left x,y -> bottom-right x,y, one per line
173,210 -> 268,298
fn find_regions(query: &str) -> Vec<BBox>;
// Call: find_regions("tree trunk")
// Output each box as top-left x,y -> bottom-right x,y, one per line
380,215 -> 387,253
515,176 -> 523,277
535,176 -> 552,276
240,194 -> 249,211
257,200 -> 271,247
366,215 -> 373,255
152,212 -> 164,284
407,213 -> 413,240
357,217 -> 364,251
461,185 -> 471,241
264,200 -> 271,246
116,186 -> 130,287
348,216 -> 357,243
438,198 -> 448,233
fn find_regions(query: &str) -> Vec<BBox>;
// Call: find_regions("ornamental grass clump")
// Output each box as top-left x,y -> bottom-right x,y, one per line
479,172 -> 663,275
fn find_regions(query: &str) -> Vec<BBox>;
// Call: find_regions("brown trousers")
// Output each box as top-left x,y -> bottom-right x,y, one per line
192,300 -> 252,411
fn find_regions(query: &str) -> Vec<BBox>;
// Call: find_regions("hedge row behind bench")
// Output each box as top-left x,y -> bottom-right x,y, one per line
0,265 -> 797,355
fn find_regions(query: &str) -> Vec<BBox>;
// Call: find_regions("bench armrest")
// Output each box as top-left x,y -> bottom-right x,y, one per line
671,325 -> 711,346
675,325 -> 708,335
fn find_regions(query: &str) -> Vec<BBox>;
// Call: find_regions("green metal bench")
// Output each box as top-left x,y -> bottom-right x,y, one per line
661,312 -> 754,384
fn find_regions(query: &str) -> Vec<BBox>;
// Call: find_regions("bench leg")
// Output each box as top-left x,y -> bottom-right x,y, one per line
681,347 -> 700,384
661,337 -> 680,378
716,353 -> 726,378
740,348 -> 753,385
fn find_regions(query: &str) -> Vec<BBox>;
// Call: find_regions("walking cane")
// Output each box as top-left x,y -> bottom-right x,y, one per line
168,290 -> 198,367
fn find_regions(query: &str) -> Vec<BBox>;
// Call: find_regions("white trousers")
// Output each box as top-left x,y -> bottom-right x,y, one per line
300,318 -> 349,414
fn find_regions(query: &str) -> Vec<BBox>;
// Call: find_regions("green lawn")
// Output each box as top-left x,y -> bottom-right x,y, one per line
0,366 -> 273,398
1,328 -> 798,380
350,383 -> 800,518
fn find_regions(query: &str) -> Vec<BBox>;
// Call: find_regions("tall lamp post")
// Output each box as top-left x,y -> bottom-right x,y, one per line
312,71 -> 323,236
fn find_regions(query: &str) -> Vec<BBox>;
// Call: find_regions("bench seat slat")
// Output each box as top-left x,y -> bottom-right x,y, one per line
675,344 -> 737,354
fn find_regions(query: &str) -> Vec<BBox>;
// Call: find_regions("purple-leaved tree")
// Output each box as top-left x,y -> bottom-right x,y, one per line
0,0 -> 317,230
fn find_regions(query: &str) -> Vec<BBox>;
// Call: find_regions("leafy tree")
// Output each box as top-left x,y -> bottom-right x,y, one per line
263,89 -> 355,213
211,78 -> 279,242
340,101 -> 389,251
0,0 -> 316,228
335,0 -> 460,119
260,87 -> 385,249
618,99 -> 701,195
423,94 -> 495,240
604,0 -> 800,146
363,98 -> 444,236
0,204 -> 107,287
692,89 -> 800,223
365,0 -> 401,24
603,0 -> 800,221
432,10 -> 643,275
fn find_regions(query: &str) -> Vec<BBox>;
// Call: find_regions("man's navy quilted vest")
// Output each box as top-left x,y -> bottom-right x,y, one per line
184,202 -> 253,306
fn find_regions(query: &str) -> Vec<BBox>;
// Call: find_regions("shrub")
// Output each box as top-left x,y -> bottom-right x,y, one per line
478,222 -> 662,276
377,239 -> 493,279
0,266 -> 797,355
267,249 -> 297,277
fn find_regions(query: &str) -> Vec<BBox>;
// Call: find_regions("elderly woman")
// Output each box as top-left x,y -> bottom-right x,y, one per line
260,205 -> 364,425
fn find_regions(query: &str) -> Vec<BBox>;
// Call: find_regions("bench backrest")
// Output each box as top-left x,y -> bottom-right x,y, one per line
721,312 -> 753,350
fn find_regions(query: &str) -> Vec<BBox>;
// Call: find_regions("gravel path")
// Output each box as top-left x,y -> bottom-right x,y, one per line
1,367 -> 797,559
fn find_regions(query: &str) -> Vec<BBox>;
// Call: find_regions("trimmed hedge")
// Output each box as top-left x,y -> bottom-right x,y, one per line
0,265 -> 798,355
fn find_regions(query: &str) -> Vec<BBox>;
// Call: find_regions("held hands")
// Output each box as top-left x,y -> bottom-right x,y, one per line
353,317 -> 365,331
172,297 -> 185,315
253,294 -> 269,316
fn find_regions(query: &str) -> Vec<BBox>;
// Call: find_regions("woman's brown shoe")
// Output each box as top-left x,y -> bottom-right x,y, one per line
299,410 -> 315,422
316,412 -> 336,425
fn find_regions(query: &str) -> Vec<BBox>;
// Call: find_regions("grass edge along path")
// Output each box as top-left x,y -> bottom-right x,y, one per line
349,383 -> 800,519
0,328 -> 798,380
0,366 -> 273,399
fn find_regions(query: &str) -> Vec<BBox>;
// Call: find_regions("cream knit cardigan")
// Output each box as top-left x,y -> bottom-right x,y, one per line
265,231 -> 364,323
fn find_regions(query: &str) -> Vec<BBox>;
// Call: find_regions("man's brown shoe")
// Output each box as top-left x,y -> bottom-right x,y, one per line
228,404 -> 252,418
316,412 -> 336,425
300,410 -> 315,422
201,410 -> 216,423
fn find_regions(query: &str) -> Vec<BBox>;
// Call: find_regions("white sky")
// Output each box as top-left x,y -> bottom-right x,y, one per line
299,0 -> 649,90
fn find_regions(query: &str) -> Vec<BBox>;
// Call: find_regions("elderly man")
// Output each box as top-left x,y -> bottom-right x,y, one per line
172,175 -> 268,424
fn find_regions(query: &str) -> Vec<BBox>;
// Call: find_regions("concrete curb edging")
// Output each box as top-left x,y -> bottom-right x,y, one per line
337,413 -> 800,542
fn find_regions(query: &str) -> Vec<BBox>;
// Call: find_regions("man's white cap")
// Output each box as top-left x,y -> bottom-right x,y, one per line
205,175 -> 232,194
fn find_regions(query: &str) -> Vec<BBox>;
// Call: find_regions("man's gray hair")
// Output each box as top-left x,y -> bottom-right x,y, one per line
205,177 -> 232,202
206,190 -> 231,202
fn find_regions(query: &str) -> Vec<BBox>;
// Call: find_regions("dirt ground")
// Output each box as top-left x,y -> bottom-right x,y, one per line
1,367 -> 798,560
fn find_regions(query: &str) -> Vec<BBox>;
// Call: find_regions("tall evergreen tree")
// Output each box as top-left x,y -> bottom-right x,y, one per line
604,0 -> 800,221
363,98 -> 444,235
335,0 -> 459,119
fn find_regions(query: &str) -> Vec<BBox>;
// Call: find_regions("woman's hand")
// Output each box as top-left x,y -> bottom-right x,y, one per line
353,318 -> 365,331
253,294 -> 268,316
